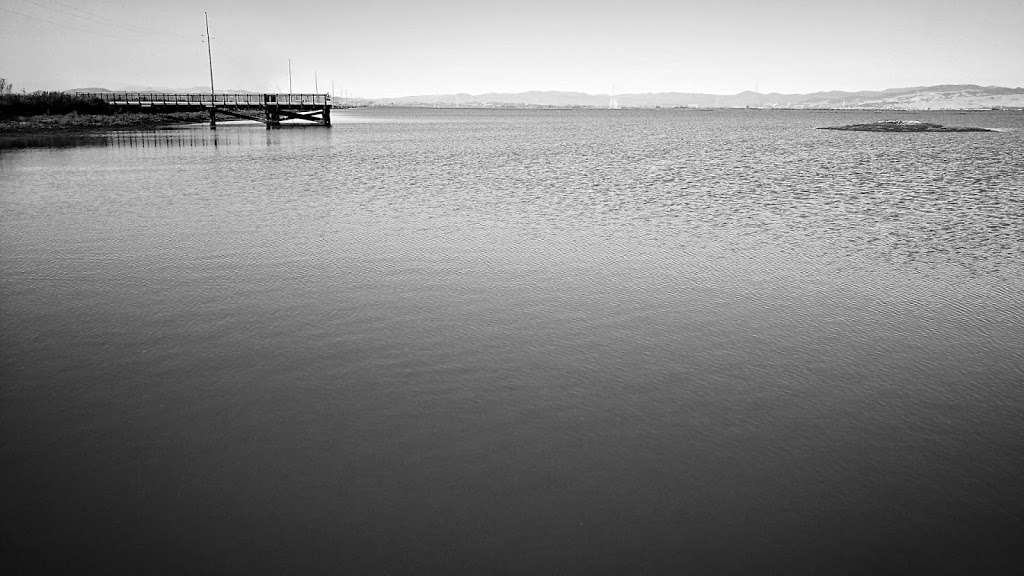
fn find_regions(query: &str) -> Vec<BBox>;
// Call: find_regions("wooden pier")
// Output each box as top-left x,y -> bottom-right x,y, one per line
74,92 -> 332,129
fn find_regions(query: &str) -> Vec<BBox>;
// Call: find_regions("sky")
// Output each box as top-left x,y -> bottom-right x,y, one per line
1,0 -> 1022,97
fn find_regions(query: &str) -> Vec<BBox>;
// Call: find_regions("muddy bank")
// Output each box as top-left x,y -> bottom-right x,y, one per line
819,120 -> 993,132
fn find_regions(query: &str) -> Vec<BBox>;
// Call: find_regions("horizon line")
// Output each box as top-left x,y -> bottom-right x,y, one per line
55,82 -> 1024,100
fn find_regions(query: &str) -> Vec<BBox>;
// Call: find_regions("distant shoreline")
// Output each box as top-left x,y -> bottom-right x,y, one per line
1,107 -> 1018,142
368,104 -> 1022,112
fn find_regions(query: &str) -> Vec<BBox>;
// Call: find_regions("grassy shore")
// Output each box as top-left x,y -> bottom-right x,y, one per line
0,111 -> 209,134
0,91 -> 208,135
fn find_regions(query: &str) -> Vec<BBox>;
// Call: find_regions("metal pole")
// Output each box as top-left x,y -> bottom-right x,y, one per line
205,11 -> 216,129
288,59 -> 292,96
315,71 -> 318,94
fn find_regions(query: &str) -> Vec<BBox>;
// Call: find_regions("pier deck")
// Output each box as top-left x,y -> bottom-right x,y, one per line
74,92 -> 332,128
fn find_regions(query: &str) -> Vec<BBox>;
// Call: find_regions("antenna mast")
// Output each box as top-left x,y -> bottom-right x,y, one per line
204,12 -> 215,96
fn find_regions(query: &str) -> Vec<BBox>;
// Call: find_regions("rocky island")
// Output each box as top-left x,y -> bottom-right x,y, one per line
819,120 -> 993,132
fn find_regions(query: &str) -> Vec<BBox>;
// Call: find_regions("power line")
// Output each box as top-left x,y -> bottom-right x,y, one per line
0,6 -> 151,41
12,0 -> 194,40
29,0 -> 194,39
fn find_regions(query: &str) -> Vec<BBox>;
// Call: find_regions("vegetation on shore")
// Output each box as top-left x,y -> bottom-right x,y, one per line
0,86 -> 207,134
1,111 -> 210,134
1,89 -> 111,117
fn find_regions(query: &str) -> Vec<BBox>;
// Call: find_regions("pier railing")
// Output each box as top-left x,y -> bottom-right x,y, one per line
73,92 -> 332,107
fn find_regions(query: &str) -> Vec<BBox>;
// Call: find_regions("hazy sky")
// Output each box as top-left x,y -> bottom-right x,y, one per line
1,0 -> 1022,97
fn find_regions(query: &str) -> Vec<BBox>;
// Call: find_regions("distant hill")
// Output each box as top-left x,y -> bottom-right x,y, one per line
59,84 -> 1024,110
375,85 -> 1024,110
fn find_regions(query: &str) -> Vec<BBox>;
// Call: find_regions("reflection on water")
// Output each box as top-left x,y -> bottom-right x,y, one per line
1,121 -> 339,151
110,129 -> 225,149
0,132 -> 110,150
1,109 -> 1023,573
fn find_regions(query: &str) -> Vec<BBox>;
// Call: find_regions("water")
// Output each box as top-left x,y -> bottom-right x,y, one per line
2,109 -> 1023,573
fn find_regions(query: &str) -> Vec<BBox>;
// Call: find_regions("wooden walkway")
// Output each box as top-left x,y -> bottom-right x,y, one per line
74,92 -> 332,128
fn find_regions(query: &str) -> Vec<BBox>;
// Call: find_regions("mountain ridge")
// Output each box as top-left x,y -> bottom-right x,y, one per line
376,84 -> 1024,110
63,84 -> 1024,110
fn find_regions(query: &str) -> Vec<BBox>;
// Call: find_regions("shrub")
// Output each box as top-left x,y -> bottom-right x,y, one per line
0,91 -> 111,119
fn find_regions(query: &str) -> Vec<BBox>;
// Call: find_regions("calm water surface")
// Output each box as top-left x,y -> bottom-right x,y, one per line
2,109 -> 1023,573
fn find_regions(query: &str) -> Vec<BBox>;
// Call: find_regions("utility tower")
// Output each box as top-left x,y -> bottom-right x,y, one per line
204,11 -> 216,129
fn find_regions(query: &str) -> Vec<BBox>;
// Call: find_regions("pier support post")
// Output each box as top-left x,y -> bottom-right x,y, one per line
209,106 -> 216,130
323,104 -> 331,127
265,106 -> 280,129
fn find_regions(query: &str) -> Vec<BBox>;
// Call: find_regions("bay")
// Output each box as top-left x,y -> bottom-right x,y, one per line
2,108 -> 1022,573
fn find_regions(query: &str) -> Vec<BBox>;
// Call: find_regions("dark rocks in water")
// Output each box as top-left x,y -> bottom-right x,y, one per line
819,120 -> 993,132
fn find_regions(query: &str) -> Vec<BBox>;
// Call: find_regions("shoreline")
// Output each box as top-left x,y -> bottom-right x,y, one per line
0,111 -> 209,136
